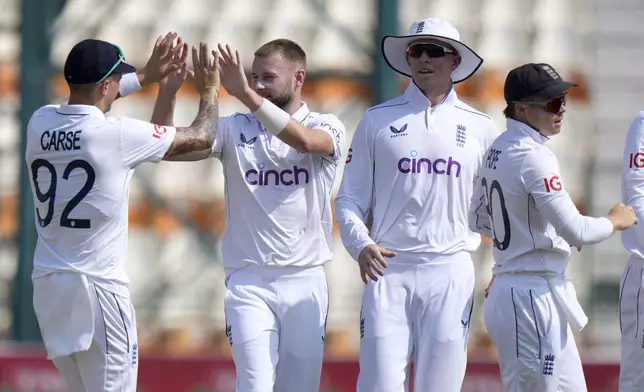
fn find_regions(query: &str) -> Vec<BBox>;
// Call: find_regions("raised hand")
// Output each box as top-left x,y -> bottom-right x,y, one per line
191,42 -> 220,95
159,41 -> 192,95
139,32 -> 185,86
217,43 -> 250,98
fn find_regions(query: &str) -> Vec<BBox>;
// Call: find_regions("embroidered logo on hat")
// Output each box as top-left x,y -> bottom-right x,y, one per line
541,64 -> 560,80
381,18 -> 483,83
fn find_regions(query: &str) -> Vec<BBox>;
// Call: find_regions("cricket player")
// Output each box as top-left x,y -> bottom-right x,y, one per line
158,39 -> 345,392
334,18 -> 499,391
27,34 -> 221,391
470,62 -> 637,392
620,111 -> 644,392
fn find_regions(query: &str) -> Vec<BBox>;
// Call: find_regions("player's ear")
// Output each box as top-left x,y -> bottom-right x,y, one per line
515,103 -> 529,119
294,69 -> 306,88
98,79 -> 110,97
452,55 -> 461,71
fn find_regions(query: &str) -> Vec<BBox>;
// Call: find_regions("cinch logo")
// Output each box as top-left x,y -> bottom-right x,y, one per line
244,163 -> 310,186
397,150 -> 461,177
630,152 -> 644,169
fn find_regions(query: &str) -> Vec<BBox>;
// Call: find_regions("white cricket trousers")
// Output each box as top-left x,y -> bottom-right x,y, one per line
224,264 -> 328,392
619,254 -> 644,392
484,274 -> 586,392
33,273 -> 138,392
357,253 -> 475,392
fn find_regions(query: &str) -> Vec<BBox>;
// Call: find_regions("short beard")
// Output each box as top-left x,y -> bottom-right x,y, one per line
269,93 -> 293,110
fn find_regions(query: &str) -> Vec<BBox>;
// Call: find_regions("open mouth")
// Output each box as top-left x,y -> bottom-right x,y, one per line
418,69 -> 433,75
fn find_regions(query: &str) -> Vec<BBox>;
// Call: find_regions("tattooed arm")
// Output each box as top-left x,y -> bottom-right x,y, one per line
162,89 -> 219,161
161,42 -> 221,161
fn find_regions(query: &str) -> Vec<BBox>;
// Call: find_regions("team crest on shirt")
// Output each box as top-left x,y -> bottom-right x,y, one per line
131,343 -> 138,366
542,353 -> 555,375
238,132 -> 257,150
389,123 -> 408,138
456,124 -> 466,147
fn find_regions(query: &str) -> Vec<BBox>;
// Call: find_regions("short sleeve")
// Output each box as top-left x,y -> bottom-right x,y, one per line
309,114 -> 346,161
210,115 -> 233,161
118,117 -> 177,168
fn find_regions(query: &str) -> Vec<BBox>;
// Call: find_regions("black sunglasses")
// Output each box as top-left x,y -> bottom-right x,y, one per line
517,94 -> 567,114
406,43 -> 456,59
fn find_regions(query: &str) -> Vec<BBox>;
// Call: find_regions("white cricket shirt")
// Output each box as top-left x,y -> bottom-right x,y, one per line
334,81 -> 500,262
211,102 -> 345,272
469,119 -> 614,277
26,104 -> 176,296
622,111 -> 644,258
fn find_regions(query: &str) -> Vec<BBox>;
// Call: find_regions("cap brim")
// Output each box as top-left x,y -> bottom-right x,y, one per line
113,61 -> 136,75
535,81 -> 577,100
381,34 -> 483,83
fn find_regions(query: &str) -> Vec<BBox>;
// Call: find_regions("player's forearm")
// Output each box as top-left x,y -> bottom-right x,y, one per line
192,89 -> 220,146
237,89 -> 334,155
163,90 -> 219,159
623,186 -> 644,242
277,121 -> 334,155
558,215 -> 614,246
335,197 -> 376,260
236,86 -> 264,112
151,89 -> 177,126
542,195 -> 614,245
136,69 -> 153,88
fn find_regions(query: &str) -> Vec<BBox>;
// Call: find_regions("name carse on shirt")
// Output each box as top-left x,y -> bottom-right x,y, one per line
40,129 -> 82,151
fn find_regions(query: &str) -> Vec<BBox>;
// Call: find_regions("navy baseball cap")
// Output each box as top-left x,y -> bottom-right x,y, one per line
504,63 -> 576,104
64,39 -> 136,85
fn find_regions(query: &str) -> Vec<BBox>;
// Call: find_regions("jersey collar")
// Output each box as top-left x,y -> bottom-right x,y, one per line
291,101 -> 310,123
508,118 -> 550,144
404,80 -> 457,110
56,104 -> 106,119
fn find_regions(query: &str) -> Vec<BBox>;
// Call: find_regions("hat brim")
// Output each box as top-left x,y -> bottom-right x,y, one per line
113,61 -> 136,76
381,34 -> 483,83
533,81 -> 577,100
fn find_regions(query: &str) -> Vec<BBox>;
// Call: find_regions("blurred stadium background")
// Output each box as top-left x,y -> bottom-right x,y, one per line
0,0 -> 642,390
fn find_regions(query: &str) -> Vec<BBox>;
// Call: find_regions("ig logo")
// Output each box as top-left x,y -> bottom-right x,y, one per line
543,175 -> 562,193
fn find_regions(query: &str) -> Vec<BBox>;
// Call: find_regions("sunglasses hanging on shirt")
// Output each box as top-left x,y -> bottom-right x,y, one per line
406,43 -> 456,59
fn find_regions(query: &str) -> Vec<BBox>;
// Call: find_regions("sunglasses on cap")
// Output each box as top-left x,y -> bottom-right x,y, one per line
96,45 -> 125,84
406,43 -> 456,59
517,94 -> 567,114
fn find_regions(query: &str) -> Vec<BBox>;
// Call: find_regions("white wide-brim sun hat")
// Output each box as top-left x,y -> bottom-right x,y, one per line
381,18 -> 483,83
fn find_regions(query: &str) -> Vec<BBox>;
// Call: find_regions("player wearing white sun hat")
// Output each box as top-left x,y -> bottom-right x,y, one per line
335,17 -> 499,392
381,17 -> 483,83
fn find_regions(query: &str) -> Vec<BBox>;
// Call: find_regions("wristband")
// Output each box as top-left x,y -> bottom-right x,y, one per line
118,72 -> 142,97
253,99 -> 290,136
